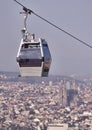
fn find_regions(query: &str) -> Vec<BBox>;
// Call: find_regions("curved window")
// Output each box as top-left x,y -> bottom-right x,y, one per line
19,43 -> 42,59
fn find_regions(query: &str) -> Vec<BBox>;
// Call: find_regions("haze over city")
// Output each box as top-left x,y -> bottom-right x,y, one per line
0,0 -> 92,76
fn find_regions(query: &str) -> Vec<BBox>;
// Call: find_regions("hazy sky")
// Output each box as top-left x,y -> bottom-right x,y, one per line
0,0 -> 92,76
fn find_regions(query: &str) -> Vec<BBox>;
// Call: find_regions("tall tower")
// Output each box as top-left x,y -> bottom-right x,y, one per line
58,80 -> 63,106
59,80 -> 72,107
62,80 -> 67,107
66,81 -> 71,106
72,80 -> 76,90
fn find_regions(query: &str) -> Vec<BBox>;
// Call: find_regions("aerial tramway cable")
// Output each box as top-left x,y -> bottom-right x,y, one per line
14,0 -> 92,49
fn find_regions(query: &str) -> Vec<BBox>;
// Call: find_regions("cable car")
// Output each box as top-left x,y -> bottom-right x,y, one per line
16,8 -> 51,77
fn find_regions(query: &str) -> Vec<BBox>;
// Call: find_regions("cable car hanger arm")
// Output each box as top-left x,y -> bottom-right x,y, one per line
14,0 -> 33,14
14,0 -> 92,49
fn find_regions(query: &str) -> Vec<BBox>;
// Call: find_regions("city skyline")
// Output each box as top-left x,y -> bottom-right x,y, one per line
0,72 -> 92,129
0,0 -> 92,76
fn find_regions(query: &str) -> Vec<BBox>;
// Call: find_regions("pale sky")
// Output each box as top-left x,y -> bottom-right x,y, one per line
0,0 -> 92,76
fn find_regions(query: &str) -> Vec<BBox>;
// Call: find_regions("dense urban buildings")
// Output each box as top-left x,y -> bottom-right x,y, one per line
0,72 -> 92,130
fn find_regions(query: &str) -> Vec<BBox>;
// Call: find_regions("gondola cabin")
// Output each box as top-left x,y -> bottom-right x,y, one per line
16,6 -> 51,77
16,38 -> 51,77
